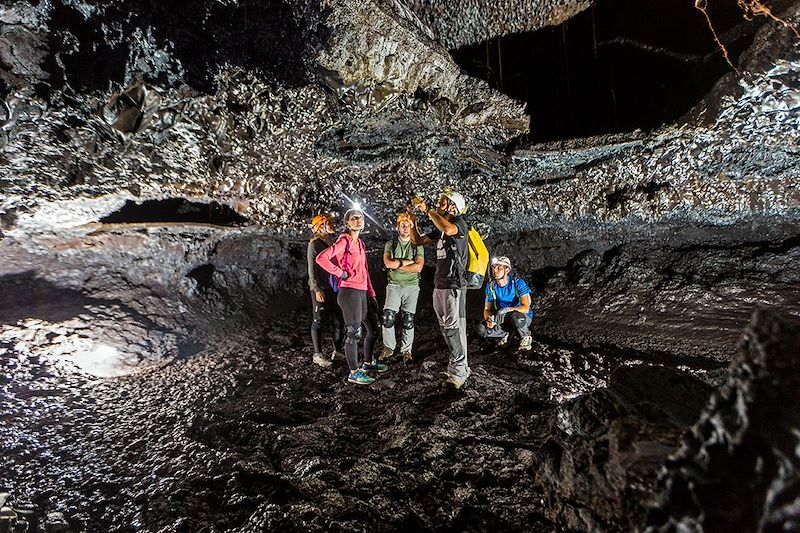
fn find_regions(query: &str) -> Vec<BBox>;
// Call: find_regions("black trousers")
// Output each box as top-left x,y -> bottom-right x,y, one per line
337,287 -> 378,371
310,289 -> 344,355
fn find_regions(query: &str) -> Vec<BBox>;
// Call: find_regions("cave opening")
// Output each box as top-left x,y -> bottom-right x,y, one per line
99,199 -> 249,226
450,0 -> 762,143
187,264 -> 215,293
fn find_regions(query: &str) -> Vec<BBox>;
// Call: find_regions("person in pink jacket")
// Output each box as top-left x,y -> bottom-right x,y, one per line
316,206 -> 387,385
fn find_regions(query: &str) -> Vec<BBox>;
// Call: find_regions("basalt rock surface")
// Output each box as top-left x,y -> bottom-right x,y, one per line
646,309 -> 800,532
536,365 -> 713,531
406,0 -> 593,49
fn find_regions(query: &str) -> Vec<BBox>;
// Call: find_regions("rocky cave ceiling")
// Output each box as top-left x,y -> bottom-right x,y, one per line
1,0 -> 799,531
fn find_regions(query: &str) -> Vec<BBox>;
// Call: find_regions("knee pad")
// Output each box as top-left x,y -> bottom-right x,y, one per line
382,309 -> 397,328
345,324 -> 363,345
402,312 -> 414,330
511,312 -> 527,329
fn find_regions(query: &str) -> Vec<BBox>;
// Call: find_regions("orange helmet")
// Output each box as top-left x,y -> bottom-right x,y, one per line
310,213 -> 333,233
396,212 -> 413,225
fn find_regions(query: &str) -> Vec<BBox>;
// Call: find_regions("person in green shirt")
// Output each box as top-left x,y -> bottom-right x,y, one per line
381,212 -> 425,362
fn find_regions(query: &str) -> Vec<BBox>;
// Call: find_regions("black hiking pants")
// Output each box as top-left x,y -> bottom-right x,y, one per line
338,287 -> 378,371
310,289 -> 344,356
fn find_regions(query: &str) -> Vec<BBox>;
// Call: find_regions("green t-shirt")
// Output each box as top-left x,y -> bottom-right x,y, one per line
384,239 -> 424,286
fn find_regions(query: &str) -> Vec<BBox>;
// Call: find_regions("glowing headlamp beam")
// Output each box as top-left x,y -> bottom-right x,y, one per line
339,192 -> 388,234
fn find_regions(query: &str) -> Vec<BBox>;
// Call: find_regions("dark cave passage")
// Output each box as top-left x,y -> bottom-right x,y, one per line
451,0 -> 761,143
99,199 -> 249,226
187,264 -> 216,292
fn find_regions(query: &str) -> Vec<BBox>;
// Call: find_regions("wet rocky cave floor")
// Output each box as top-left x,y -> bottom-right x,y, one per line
0,295 -> 727,532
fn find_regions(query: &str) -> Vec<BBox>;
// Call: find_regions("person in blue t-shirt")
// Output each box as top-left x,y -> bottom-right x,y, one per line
476,256 -> 533,351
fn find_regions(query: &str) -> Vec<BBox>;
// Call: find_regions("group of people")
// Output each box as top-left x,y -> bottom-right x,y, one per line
306,189 -> 535,388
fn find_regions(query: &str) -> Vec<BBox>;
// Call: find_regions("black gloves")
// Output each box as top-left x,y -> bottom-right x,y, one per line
340,271 -> 350,280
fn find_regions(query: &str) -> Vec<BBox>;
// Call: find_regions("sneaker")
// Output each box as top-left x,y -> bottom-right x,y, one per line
347,369 -> 376,385
380,346 -> 394,360
313,353 -> 332,367
497,335 -> 509,347
362,360 -> 389,373
401,351 -> 413,363
331,349 -> 344,361
519,335 -> 532,351
445,373 -> 467,389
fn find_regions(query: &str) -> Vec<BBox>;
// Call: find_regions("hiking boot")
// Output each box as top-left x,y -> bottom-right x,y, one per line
380,346 -> 394,361
362,360 -> 389,373
519,335 -> 532,351
497,335 -> 509,347
347,369 -> 376,385
445,373 -> 467,389
313,353 -> 332,367
401,351 -> 413,363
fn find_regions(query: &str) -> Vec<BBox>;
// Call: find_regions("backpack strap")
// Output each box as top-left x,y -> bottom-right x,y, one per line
391,237 -> 417,262
489,277 -> 520,311
489,280 -> 498,311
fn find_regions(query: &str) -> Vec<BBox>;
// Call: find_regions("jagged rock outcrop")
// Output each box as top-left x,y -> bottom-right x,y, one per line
535,364 -> 713,531
646,309 -> 800,532
406,0 -> 593,49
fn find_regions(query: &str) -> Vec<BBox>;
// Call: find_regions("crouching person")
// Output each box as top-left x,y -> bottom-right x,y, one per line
381,212 -> 425,362
477,256 -> 533,351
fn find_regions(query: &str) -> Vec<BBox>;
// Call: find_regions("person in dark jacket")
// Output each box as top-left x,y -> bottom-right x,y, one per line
409,189 -> 471,389
307,213 -> 344,367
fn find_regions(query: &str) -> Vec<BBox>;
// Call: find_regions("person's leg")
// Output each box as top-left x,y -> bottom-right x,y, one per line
506,311 -> 532,338
458,288 -> 468,375
325,289 -> 345,356
476,320 -> 508,339
338,288 -> 362,372
511,312 -> 533,350
310,291 -> 324,354
433,289 -> 468,383
381,284 -> 401,355
340,289 -> 376,385
398,285 -> 419,355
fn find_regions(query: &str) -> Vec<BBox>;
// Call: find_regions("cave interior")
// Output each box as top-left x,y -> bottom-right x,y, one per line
0,0 -> 799,531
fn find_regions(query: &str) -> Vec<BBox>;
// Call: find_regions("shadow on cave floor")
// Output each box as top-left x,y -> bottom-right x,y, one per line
0,271 -> 101,325
0,271 -> 168,332
0,286 -> 724,531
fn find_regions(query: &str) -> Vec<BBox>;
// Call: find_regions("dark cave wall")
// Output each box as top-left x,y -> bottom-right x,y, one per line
0,0 -> 329,94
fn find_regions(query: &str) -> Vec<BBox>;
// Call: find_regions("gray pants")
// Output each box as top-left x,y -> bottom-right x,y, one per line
382,283 -> 420,353
476,310 -> 532,340
432,288 -> 469,380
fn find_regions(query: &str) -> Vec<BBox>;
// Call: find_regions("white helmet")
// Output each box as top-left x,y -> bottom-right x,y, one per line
442,189 -> 466,214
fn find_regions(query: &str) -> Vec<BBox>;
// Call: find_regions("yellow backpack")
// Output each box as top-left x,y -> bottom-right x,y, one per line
466,226 -> 489,289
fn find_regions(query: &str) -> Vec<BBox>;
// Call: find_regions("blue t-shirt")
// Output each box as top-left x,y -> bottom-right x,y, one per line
485,277 -> 533,318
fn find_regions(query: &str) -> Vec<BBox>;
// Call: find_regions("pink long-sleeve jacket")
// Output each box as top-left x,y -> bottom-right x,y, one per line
315,233 -> 376,298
